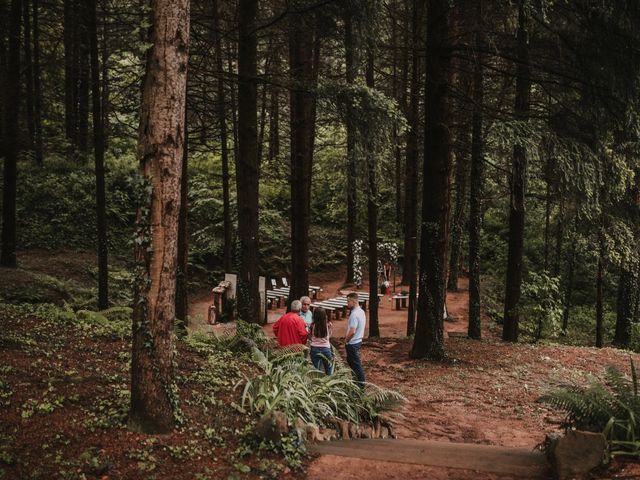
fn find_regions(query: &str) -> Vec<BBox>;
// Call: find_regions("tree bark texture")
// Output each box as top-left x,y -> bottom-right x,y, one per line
77,2 -> 90,153
175,102 -> 189,333
404,0 -> 423,336
88,0 -> 108,310
129,0 -> 190,434
33,0 -> 43,164
63,0 -> 76,141
235,0 -> 261,323
1,0 -> 22,268
288,10 -> 316,308
22,0 -> 35,144
502,1 -> 531,343
344,10 -> 357,285
366,47 -> 380,338
467,0 -> 484,340
595,248 -> 604,348
212,0 -> 232,273
447,128 -> 470,292
613,264 -> 638,348
411,0 -> 453,360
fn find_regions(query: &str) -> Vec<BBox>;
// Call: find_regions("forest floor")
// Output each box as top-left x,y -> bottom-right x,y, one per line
2,251 -> 640,479
191,271 -> 640,480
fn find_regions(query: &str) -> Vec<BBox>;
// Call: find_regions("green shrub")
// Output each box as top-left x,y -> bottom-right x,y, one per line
539,357 -> 640,457
240,347 -> 404,426
520,271 -> 563,341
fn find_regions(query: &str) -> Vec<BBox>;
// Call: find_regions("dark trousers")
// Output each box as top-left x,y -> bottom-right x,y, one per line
346,342 -> 365,388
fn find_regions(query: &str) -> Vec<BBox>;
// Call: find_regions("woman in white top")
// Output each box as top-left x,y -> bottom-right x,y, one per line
309,308 -> 333,375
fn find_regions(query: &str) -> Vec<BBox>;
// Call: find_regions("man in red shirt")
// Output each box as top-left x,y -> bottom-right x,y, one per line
272,300 -> 308,347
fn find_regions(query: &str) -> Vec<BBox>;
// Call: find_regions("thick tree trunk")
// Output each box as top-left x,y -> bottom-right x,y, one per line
88,0 -> 108,310
212,0 -> 232,273
411,0 -> 453,360
33,0 -> 43,164
503,1 -> 531,343
404,0 -> 422,335
235,0 -> 261,323
467,0 -> 484,340
344,10 -> 357,285
175,112 -> 188,334
288,11 -> 316,307
366,47 -> 380,338
391,0 -> 403,225
1,0 -> 22,268
129,0 -> 189,434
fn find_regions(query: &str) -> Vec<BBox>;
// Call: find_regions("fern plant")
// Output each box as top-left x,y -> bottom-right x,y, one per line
240,347 -> 405,426
539,357 -> 640,457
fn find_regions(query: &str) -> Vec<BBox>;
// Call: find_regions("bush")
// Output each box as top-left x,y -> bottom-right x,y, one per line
240,347 -> 404,426
520,271 -> 563,341
539,358 -> 640,457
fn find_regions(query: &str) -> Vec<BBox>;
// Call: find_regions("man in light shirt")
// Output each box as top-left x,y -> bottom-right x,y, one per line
345,292 -> 366,388
299,296 -> 313,331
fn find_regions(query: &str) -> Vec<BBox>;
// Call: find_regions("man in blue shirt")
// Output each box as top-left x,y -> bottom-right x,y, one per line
345,292 -> 366,388
299,295 -> 313,331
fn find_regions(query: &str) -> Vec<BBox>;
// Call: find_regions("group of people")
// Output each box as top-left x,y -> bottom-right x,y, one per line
272,293 -> 366,387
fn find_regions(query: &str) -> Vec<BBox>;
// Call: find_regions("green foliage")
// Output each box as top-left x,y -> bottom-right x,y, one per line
76,307 -> 132,341
240,347 -> 404,426
520,271 -> 564,340
540,358 -> 640,457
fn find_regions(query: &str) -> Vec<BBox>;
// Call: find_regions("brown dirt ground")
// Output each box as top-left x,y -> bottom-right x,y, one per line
190,270 -> 640,479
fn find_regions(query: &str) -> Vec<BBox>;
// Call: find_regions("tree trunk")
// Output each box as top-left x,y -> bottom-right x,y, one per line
595,247 -> 604,348
1,0 -> 21,268
212,0 -> 232,273
129,0 -> 190,434
543,155 -> 551,271
288,10 -> 316,308
553,196 -> 564,277
0,0 -> 7,161
63,0 -> 76,141
175,107 -> 188,335
561,220 -> 576,332
235,0 -> 261,323
366,46 -> 380,338
100,0 -> 109,149
88,0 -> 108,310
410,0 -> 453,360
32,0 -> 43,164
22,0 -> 35,145
613,263 -> 638,348
77,2 -> 90,154
447,128 -> 470,291
391,0 -> 403,225
404,0 -> 423,335
502,0 -> 531,343
267,78 -> 280,162
467,0 -> 484,340
344,10 -> 357,285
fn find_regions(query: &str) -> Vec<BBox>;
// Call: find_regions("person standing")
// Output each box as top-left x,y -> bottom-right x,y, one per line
310,308 -> 333,374
299,295 -> 313,330
345,292 -> 366,387
272,300 -> 308,347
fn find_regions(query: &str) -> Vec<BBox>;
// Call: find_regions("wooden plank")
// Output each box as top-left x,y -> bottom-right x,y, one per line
310,439 -> 549,478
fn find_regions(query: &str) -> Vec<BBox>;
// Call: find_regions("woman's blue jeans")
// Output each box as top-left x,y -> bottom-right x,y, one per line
310,346 -> 333,375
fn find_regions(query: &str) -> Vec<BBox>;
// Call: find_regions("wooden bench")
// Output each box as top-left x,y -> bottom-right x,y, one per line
393,294 -> 409,310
